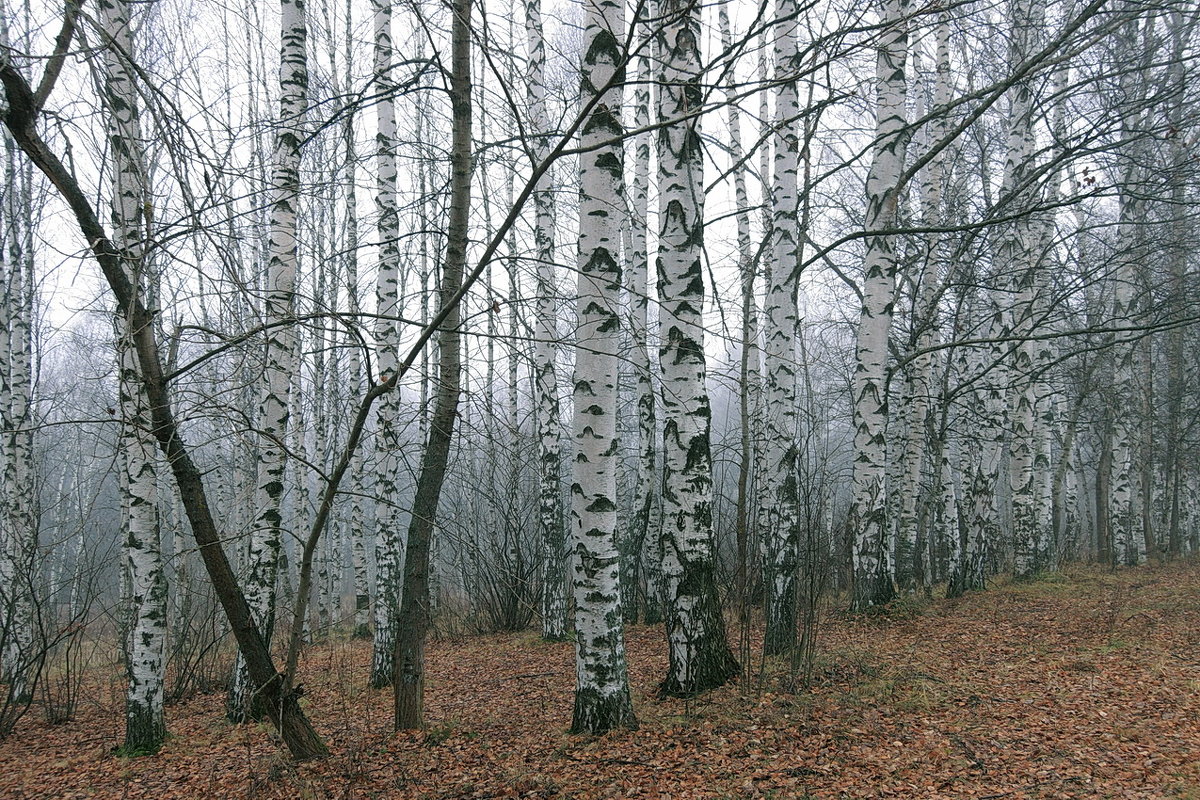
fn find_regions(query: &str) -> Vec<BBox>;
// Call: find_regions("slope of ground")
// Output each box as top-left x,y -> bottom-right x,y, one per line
1,563 -> 1198,799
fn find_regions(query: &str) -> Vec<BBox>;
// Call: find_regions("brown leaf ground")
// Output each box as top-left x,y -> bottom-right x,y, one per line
2,563 -> 1199,799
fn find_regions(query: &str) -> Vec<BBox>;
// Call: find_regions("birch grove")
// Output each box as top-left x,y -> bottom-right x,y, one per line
0,0 -> 1198,762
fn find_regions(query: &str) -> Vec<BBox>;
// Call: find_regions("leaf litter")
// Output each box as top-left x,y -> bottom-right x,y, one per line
1,563 -> 1198,798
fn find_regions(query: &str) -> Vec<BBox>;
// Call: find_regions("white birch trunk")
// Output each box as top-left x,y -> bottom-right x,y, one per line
525,0 -> 566,640
370,0 -> 404,688
0,116 -> 36,705
341,21 -> 370,635
762,0 -> 802,652
720,0 -> 760,614
100,0 -> 167,751
895,20 -> 950,590
999,0 -> 1047,580
229,0 -> 308,720
950,311 -> 989,596
752,36 -> 774,586
0,136 -> 14,693
622,50 -> 656,627
1109,13 -> 1150,568
850,0 -> 908,611
655,0 -> 739,696
939,438 -> 961,589
570,0 -> 636,733
289,362 -> 311,641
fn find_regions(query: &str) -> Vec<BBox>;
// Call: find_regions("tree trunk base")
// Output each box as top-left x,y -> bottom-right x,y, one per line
570,687 -> 638,735
658,649 -> 739,698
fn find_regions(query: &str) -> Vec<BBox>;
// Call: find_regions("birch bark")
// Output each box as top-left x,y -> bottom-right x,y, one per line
570,0 -> 637,733
621,49 -> 655,627
526,0 -> 566,641
342,6 -> 370,635
719,0 -> 760,615
229,0 -> 308,720
895,20 -> 950,591
99,0 -> 167,751
370,0 -> 403,687
999,0 -> 1046,580
1109,10 -> 1151,567
762,0 -> 802,652
655,0 -> 739,696
0,111 -> 36,708
850,0 -> 908,611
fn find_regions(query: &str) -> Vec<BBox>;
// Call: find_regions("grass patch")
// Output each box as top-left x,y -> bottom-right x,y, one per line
423,717 -> 476,747
842,666 -> 949,713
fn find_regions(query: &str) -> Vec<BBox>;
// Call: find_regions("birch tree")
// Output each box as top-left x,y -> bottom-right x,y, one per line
0,85 -> 36,712
343,0 -> 370,637
719,0 -> 760,615
569,0 -> 636,733
654,0 -> 739,696
619,50 -> 657,628
1108,8 -> 1152,568
525,0 -> 566,641
1,9 -> 330,763
1001,0 -> 1048,580
762,0 -> 802,653
370,0 -> 403,687
894,20 -> 951,591
229,0 -> 310,721
849,0 -> 908,611
626,50 -> 659,626
100,0 -> 168,752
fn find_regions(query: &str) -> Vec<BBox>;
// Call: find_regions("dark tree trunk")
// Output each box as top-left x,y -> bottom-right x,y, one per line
393,0 -> 471,731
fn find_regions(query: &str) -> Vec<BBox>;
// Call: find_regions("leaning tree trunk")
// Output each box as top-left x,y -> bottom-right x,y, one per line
228,0 -> 309,721
1,46 -> 329,761
654,0 -> 739,697
370,0 -> 404,687
568,0 -> 637,735
392,0 -> 470,730
525,0 -> 566,642
100,0 -> 168,753
850,0 -> 908,612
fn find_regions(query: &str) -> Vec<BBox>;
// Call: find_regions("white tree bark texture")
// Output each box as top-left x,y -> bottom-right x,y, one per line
100,0 -> 168,752
850,0 -> 908,612
761,0 -> 802,651
655,0 -> 739,697
525,0 -> 567,642
370,0 -> 404,689
569,0 -> 637,734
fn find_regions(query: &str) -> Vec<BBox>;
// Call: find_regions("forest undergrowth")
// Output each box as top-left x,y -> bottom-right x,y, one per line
2,562 -> 1198,799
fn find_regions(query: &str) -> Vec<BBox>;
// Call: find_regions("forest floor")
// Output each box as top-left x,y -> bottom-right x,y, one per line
2,562 -> 1199,799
